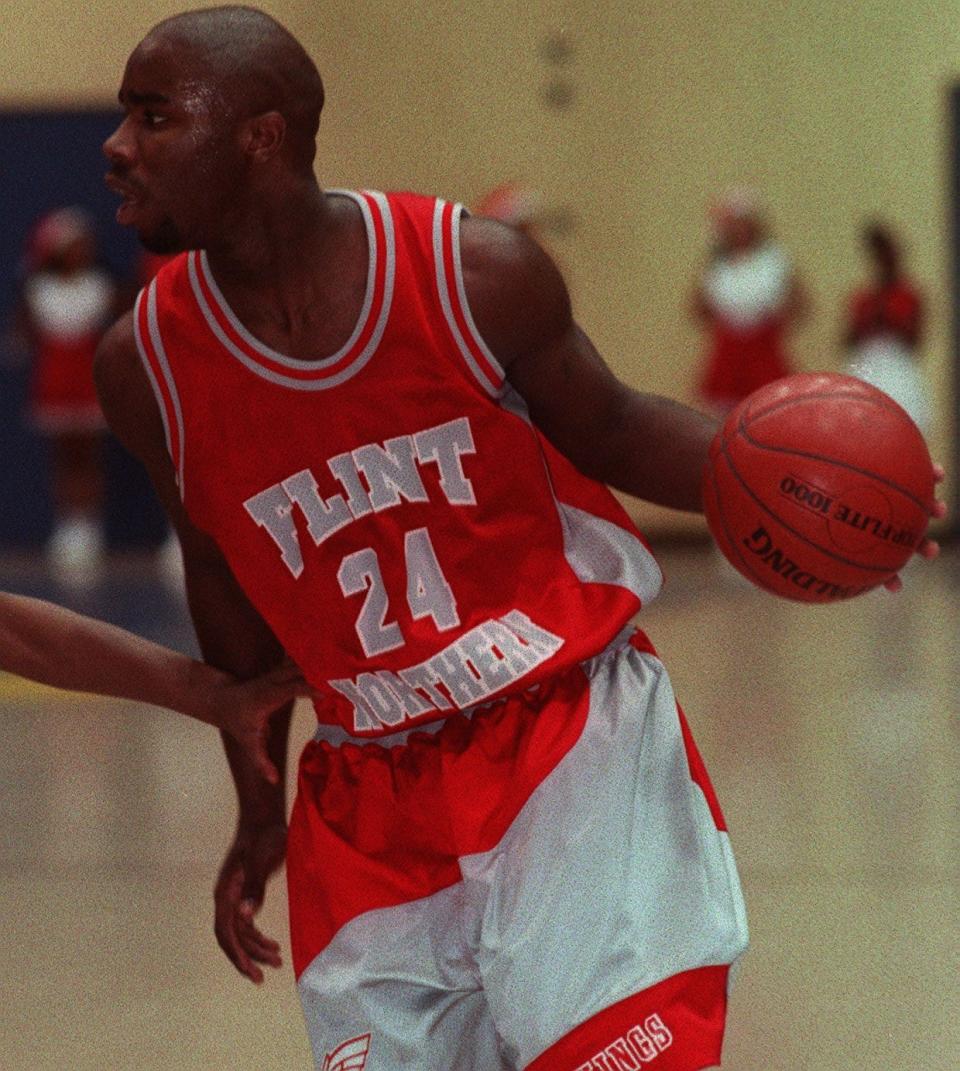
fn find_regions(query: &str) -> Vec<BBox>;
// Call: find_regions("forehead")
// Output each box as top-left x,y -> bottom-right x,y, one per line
119,33 -> 219,106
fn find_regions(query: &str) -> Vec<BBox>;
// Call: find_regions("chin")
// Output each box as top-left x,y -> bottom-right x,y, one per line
139,219 -> 187,256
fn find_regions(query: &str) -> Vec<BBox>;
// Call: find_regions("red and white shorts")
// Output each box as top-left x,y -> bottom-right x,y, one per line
287,628 -> 748,1070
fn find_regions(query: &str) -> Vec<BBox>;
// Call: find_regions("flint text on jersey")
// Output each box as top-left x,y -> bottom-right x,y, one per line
243,417 -> 477,578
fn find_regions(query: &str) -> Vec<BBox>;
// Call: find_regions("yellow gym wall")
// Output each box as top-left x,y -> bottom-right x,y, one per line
4,0 -> 955,537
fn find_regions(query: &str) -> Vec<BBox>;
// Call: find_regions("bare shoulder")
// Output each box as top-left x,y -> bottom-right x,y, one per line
93,310 -> 164,463
93,311 -> 220,554
459,215 -> 572,368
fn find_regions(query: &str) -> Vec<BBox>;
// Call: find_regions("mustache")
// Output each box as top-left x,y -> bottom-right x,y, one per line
106,169 -> 146,195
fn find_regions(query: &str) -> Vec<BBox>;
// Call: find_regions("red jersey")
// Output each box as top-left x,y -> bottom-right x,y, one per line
134,191 -> 662,737
847,279 -> 922,343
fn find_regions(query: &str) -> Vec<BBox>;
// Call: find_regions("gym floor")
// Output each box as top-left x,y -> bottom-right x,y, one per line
1,542 -> 957,1070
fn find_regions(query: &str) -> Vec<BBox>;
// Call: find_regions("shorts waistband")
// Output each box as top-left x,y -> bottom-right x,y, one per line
311,624 -> 640,750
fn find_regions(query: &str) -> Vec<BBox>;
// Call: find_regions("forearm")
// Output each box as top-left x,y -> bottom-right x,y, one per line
184,563 -> 291,827
595,391 -> 717,511
536,383 -> 719,513
0,592 -> 227,718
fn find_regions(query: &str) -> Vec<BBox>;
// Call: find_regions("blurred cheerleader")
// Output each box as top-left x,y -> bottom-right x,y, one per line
692,188 -> 808,413
474,181 -> 542,237
19,208 -> 118,580
843,222 -> 929,432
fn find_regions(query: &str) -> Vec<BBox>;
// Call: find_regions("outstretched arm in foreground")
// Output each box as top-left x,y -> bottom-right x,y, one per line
96,311 -> 293,984
0,591 -> 306,784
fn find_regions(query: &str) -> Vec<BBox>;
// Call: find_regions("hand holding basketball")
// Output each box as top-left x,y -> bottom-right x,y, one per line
702,373 -> 940,602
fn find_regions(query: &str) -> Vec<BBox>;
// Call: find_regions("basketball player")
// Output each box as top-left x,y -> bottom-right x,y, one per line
96,8 -> 942,1069
0,590 -> 306,783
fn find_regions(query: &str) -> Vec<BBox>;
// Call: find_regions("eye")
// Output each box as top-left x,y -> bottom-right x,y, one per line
143,109 -> 169,128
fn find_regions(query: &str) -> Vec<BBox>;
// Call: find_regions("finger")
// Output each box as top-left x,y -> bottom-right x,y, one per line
237,898 -> 283,966
883,574 -> 903,593
237,918 -> 281,958
933,462 -> 945,483
258,677 -> 311,707
918,538 -> 940,561
263,662 -> 307,687
238,922 -> 283,967
214,870 -> 264,984
218,927 -> 264,984
930,499 -> 947,520
243,939 -> 282,969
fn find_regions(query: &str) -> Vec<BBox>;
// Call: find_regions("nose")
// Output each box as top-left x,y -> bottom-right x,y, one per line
103,116 -> 134,166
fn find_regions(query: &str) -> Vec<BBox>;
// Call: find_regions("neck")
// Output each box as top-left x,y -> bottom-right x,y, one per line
205,175 -> 331,288
200,177 -> 367,334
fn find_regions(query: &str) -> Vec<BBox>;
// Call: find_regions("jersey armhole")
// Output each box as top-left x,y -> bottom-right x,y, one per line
432,200 -> 506,397
132,281 -> 186,499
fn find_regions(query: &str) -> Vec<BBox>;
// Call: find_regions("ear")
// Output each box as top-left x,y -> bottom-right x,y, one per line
242,111 -> 286,163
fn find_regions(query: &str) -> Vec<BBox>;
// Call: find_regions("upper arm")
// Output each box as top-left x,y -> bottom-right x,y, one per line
95,313 -> 204,547
458,216 -> 633,474
458,217 -> 716,510
94,314 -> 284,673
95,312 -> 178,511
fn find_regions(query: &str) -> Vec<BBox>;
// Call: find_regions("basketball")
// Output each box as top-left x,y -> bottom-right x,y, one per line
702,372 -> 935,602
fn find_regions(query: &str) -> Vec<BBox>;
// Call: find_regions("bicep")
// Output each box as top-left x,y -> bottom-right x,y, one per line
460,217 -> 715,506
95,315 -> 199,547
458,216 -> 629,465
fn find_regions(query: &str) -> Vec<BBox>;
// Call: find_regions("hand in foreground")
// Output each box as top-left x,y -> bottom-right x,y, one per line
884,463 -> 946,593
214,822 -> 287,984
199,661 -> 311,784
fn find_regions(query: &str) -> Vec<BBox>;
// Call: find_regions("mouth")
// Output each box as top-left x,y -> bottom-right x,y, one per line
105,173 -> 146,226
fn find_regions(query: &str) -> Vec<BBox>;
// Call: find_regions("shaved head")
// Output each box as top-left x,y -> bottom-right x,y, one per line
106,6 -> 328,253
144,5 -> 324,171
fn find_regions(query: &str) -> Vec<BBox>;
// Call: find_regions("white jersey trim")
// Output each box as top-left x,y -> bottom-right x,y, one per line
433,200 -> 506,397
187,190 -> 395,391
557,502 -> 663,606
132,283 -> 186,499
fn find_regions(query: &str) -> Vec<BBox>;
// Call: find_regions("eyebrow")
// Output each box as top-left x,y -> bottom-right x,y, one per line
119,90 -> 172,106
